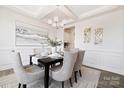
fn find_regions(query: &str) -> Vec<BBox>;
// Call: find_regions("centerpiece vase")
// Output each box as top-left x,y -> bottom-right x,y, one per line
52,47 -> 57,54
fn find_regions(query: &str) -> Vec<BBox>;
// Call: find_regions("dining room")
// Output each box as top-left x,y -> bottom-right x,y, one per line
0,5 -> 124,88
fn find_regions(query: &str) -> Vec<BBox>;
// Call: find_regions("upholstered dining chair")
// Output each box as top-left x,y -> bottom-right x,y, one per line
69,48 -> 79,52
11,50 -> 44,88
50,51 -> 78,88
73,50 -> 85,83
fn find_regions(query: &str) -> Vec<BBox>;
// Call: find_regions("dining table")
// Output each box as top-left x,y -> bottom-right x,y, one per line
38,57 -> 63,88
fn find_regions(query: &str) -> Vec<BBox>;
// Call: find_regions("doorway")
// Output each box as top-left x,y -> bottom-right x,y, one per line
64,26 -> 75,50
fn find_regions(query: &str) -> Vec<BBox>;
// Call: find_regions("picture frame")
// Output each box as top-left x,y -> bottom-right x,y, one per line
83,27 -> 91,43
94,28 -> 103,45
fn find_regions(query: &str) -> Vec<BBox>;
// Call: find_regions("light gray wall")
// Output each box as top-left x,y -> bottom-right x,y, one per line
74,9 -> 124,75
0,7 -> 57,70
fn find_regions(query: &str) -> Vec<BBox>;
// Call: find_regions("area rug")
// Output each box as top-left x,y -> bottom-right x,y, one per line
0,66 -> 101,88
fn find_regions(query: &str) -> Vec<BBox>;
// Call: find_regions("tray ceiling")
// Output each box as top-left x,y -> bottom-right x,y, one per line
3,5 -> 119,26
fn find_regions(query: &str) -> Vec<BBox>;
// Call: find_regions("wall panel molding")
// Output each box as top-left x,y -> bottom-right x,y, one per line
0,48 -> 34,71
0,49 -> 124,75
83,49 -> 124,75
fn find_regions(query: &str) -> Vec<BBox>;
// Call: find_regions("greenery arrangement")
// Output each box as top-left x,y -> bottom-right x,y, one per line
47,37 -> 62,47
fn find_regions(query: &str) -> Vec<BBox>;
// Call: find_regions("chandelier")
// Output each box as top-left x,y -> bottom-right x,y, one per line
47,16 -> 66,29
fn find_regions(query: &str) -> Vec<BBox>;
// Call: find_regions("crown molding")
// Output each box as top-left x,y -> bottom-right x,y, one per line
37,6 -> 57,19
59,5 -> 78,20
6,5 -> 39,18
1,5 -> 122,27
79,5 -> 119,19
65,5 -> 121,27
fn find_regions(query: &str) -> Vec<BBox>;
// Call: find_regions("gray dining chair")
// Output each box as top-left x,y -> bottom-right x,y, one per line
50,51 -> 78,88
11,50 -> 44,88
73,50 -> 85,83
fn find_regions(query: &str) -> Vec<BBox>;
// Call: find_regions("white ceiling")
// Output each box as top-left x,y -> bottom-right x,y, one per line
67,5 -> 104,16
3,5 -> 119,27
41,8 -> 74,24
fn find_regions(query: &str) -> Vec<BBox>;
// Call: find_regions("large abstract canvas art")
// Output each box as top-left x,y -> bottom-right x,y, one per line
94,28 -> 103,45
15,21 -> 49,46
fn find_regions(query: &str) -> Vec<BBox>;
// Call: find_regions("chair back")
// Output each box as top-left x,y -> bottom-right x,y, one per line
11,51 -> 27,83
60,51 -> 78,80
69,48 -> 79,52
74,50 -> 85,71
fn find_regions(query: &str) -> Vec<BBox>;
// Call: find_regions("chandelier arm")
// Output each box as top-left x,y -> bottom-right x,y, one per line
47,17 -> 65,29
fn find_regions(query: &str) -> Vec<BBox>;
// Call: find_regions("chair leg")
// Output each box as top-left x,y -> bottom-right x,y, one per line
69,78 -> 73,87
74,71 -> 77,83
18,83 -> 21,88
62,81 -> 64,88
79,70 -> 82,77
23,84 -> 27,88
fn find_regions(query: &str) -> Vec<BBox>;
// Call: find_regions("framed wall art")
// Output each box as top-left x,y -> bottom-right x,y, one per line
94,28 -> 103,45
15,21 -> 49,46
83,27 -> 91,43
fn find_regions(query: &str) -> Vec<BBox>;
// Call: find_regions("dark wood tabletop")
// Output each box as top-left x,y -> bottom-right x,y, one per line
38,57 -> 63,65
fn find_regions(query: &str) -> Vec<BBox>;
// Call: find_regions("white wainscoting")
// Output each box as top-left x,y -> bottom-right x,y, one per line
83,50 -> 124,75
0,48 -> 39,71
0,48 -> 124,76
0,49 -> 14,70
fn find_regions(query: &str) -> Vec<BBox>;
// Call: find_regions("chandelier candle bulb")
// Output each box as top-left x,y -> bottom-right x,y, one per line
54,16 -> 59,22
47,16 -> 66,29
